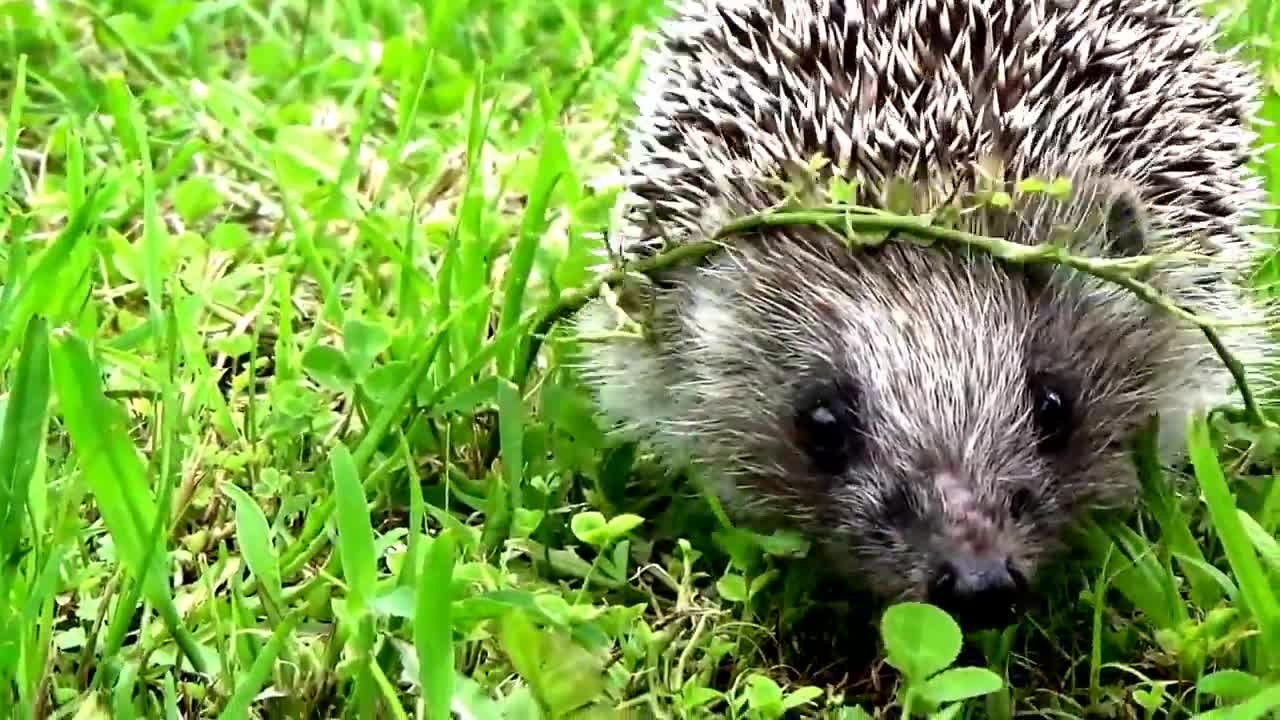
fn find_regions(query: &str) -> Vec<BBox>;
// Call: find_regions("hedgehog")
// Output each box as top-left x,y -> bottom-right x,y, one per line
571,0 -> 1275,630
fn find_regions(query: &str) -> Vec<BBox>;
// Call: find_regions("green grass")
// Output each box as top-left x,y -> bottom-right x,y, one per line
0,1 -> 1279,718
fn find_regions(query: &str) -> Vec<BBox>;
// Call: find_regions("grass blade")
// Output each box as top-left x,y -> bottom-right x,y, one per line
419,529 -> 457,720
481,378 -> 526,552
331,442 -> 380,715
278,289 -> 492,580
102,73 -> 167,343
0,315 -> 50,705
1134,421 -> 1222,608
438,61 -> 493,385
1187,414 -> 1280,672
0,180 -> 114,369
498,79 -> 568,379
0,53 -> 26,198
49,331 -> 206,674
332,442 -> 377,615
50,333 -> 160,583
215,613 -> 298,720
0,316 -> 50,556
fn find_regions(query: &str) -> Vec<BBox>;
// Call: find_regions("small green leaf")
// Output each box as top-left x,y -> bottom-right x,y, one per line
221,483 -> 282,610
744,674 -> 785,713
920,667 -> 1004,705
1133,686 -> 1166,711
1046,176 -> 1073,198
172,176 -> 221,223
782,686 -> 824,710
1198,670 -> 1263,702
1016,177 -> 1047,194
0,178 -> 112,369
301,345 -> 355,391
272,125 -> 346,196
883,177 -> 916,214
211,334 -> 253,359
511,508 -> 544,539
714,527 -> 766,573
681,684 -> 722,709
570,510 -> 643,547
749,570 -> 779,598
533,593 -> 572,626
208,223 -> 252,251
498,611 -> 607,716
716,574 -> 747,603
1190,685 -> 1280,720
148,0 -> 196,39
603,514 -> 644,539
829,177 -> 858,204
498,611 -> 543,693
881,602 -> 962,681
756,530 -> 811,558
535,635 -> 608,715
363,361 -> 412,404
247,38 -> 292,81
570,511 -> 607,545
343,319 -> 391,379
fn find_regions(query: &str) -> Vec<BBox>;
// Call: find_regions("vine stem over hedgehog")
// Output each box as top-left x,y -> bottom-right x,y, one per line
573,0 -> 1278,629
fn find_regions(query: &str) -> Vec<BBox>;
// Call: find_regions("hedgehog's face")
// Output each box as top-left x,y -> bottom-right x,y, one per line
781,360 -> 1087,631
667,195 -> 1190,630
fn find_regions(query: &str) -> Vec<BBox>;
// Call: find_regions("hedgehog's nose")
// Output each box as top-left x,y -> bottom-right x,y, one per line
926,554 -> 1025,630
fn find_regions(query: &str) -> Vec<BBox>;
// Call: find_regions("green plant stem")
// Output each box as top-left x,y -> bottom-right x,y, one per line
515,204 -> 1276,433
513,239 -> 722,389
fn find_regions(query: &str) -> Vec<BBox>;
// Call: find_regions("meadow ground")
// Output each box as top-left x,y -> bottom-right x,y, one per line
1,1 -> 1279,718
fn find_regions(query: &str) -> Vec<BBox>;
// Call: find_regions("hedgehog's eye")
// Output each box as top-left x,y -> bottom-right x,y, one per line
793,384 -> 863,473
1008,487 -> 1034,521
1029,373 -> 1074,453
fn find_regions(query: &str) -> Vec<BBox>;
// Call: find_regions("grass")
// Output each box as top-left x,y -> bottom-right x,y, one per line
0,0 -> 1279,718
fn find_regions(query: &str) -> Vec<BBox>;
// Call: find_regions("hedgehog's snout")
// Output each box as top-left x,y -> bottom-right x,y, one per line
926,551 -> 1027,630
919,470 -> 1031,628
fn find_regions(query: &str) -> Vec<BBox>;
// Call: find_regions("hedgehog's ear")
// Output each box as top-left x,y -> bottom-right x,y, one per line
1103,188 -> 1149,257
